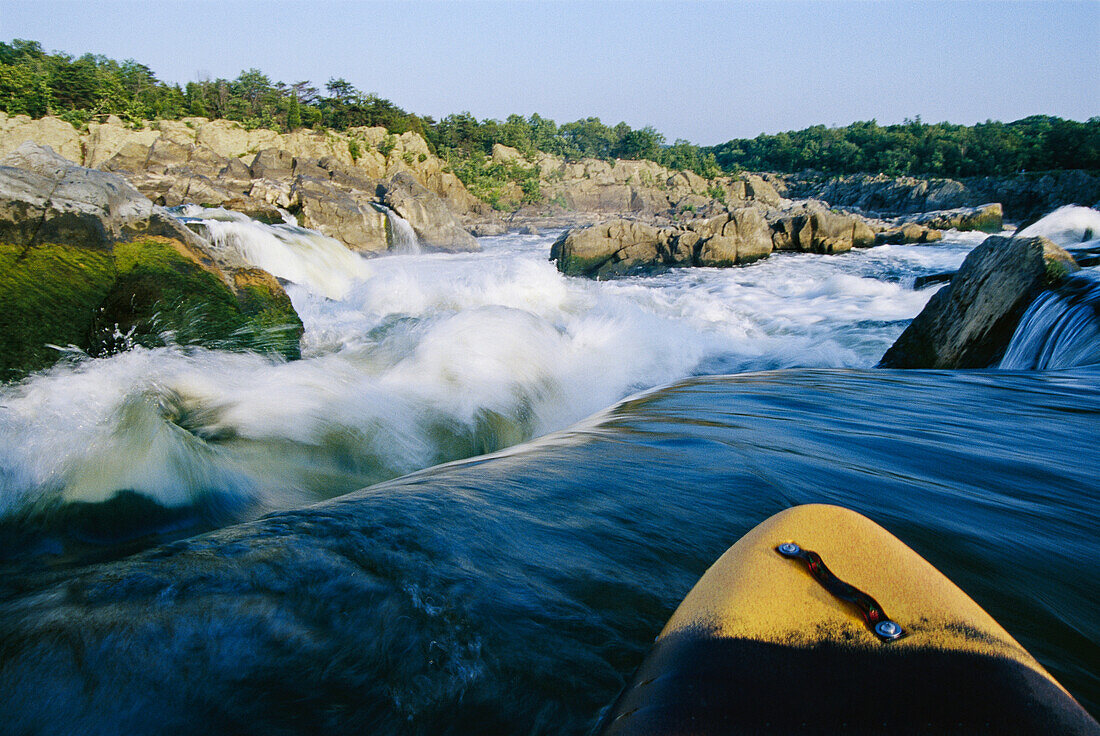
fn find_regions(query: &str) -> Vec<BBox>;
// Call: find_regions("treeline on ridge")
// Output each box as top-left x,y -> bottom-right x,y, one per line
2,38 -> 1097,183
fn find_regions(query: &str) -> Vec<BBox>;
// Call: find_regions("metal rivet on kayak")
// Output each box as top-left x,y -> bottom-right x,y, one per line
875,620 -> 903,640
777,542 -> 801,557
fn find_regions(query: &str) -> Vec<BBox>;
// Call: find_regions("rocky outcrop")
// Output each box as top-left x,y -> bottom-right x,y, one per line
874,223 -> 944,245
550,220 -> 667,279
0,142 -> 204,250
693,207 -> 773,266
550,201 -> 932,278
768,204 -> 877,254
0,144 -> 302,379
781,171 -> 1100,222
487,143 -> 782,221
905,203 -> 1003,233
377,172 -> 479,251
291,175 -> 389,252
0,113 -> 480,253
878,235 -> 1079,369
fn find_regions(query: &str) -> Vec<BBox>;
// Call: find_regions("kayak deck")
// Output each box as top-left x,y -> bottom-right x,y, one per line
600,504 -> 1098,735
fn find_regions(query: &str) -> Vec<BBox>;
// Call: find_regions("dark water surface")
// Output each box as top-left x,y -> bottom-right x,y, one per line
2,366 -> 1097,733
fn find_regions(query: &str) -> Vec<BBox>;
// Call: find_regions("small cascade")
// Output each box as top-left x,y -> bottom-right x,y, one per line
172,205 -> 372,300
380,205 -> 421,254
1000,272 -> 1100,370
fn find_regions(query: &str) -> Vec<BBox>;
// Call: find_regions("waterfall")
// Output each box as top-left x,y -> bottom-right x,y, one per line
381,206 -> 421,254
1000,272 -> 1100,370
173,205 -> 372,300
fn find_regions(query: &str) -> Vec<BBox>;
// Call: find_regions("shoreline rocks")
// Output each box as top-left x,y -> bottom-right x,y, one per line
904,203 -> 1003,233
780,171 -> 1100,223
550,202 -> 921,278
878,235 -> 1079,369
0,143 -> 302,379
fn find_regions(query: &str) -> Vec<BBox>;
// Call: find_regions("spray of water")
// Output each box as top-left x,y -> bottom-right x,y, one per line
1018,205 -> 1100,246
175,205 -> 373,299
0,216 -> 985,531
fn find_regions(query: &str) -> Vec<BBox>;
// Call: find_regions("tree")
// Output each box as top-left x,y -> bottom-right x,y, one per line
286,94 -> 301,130
325,77 -> 357,103
613,125 -> 664,160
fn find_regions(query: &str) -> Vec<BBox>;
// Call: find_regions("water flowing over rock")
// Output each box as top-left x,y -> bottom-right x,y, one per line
878,235 -> 1080,369
999,272 -> 1100,370
381,205 -> 421,254
0,143 -> 302,378
376,172 -> 478,252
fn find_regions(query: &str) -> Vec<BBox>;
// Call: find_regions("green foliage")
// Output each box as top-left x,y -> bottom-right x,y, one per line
447,152 -> 541,210
706,183 -> 727,204
0,38 -> 428,137
347,137 -> 361,161
1045,258 -> 1072,285
377,133 -> 396,157
707,116 -> 1100,176
286,95 -> 301,130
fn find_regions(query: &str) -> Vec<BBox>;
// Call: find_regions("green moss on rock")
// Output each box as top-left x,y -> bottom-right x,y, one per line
0,243 -> 116,378
1,237 -> 303,381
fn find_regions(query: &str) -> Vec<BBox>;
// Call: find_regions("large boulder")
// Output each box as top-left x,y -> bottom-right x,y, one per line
908,203 -> 1003,233
769,204 -> 876,253
550,219 -> 664,279
878,235 -> 1079,369
376,172 -> 478,252
249,148 -> 295,180
291,176 -> 389,253
0,144 -> 302,379
695,207 -> 773,267
0,142 -> 202,249
552,207 -> 779,278
874,222 -> 944,245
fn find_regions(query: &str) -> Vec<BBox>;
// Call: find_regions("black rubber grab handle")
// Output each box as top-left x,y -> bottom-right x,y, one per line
776,542 -> 904,641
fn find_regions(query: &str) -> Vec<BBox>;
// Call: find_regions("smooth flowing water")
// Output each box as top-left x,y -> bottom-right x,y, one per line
1,206 -> 1098,731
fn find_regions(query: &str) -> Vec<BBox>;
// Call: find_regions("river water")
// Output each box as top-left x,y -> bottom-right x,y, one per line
0,205 -> 1098,731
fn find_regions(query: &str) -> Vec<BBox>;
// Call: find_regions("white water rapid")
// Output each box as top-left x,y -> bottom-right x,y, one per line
0,207 -> 1094,519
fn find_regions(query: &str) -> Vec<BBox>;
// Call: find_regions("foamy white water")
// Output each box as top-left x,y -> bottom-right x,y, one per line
0,214 -> 999,515
1018,205 -> 1100,244
176,205 -> 374,299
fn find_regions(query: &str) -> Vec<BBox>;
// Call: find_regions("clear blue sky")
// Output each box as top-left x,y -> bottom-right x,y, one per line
1,0 -> 1096,145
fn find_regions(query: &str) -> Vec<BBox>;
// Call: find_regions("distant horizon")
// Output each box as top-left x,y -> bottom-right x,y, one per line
1,0 -> 1096,146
